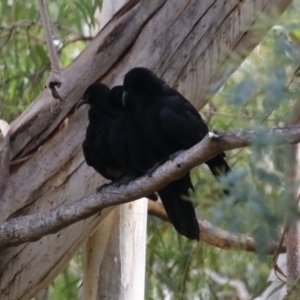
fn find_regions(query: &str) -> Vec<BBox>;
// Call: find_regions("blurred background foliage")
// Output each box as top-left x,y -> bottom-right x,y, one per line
0,0 -> 101,121
1,0 -> 300,299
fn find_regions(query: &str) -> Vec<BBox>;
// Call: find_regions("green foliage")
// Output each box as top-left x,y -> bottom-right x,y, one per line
0,0 -> 98,122
146,2 -> 300,298
48,249 -> 83,300
2,0 -> 300,299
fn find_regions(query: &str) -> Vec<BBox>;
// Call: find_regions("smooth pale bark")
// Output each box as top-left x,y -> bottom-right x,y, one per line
100,0 -> 130,29
83,202 -> 148,300
0,1 -> 291,299
84,200 -> 148,299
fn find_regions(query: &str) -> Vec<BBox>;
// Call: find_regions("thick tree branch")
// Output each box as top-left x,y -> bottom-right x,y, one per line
38,0 -> 62,100
148,201 -> 285,254
0,125 -> 299,250
0,120 -> 10,198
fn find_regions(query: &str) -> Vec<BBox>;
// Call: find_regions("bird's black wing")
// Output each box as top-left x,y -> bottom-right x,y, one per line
159,95 -> 208,149
108,112 -> 159,201
159,95 -> 231,182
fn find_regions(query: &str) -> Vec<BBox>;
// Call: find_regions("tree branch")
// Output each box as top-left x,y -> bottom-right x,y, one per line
0,125 -> 300,250
148,201 -> 285,254
205,270 -> 252,300
0,120 -> 10,198
38,0 -> 62,101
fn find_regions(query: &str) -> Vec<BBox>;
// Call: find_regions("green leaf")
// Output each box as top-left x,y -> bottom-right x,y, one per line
156,272 -> 179,293
228,78 -> 256,106
35,45 -> 48,64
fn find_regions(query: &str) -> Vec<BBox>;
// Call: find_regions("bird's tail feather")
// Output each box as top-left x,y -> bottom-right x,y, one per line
158,175 -> 199,240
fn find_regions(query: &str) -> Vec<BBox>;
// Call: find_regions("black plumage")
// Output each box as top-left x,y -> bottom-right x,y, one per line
122,67 -> 231,181
78,81 -> 200,240
77,83 -> 157,201
109,86 -> 199,240
76,83 -> 122,181
108,86 -> 163,176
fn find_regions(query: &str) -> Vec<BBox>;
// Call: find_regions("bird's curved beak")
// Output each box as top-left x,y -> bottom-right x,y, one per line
76,98 -> 88,110
122,91 -> 128,106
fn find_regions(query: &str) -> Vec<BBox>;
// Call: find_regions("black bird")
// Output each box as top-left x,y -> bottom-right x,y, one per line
76,83 -> 157,201
76,83 -> 123,181
108,86 -> 163,176
109,85 -> 200,240
122,67 -> 231,182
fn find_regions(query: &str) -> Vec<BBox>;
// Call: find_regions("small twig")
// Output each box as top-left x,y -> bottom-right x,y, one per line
0,119 -> 10,198
38,0 -> 63,101
273,226 -> 288,280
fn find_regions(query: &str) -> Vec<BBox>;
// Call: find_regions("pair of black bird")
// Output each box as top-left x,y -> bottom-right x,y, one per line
76,67 -> 231,241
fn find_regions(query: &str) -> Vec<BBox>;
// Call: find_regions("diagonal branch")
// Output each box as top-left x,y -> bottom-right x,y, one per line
148,201 -> 285,255
38,0 -> 63,101
0,125 -> 300,250
0,120 -> 10,198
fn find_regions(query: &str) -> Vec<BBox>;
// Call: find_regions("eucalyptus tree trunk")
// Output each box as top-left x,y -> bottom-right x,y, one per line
0,0 -> 291,299
283,97 -> 300,299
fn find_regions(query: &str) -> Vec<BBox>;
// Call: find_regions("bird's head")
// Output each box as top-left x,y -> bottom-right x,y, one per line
76,83 -> 110,110
108,85 -> 124,109
122,67 -> 166,106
